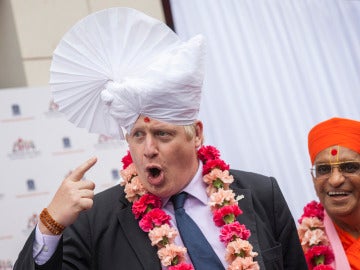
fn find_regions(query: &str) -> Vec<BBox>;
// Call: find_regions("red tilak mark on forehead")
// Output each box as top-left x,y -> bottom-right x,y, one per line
331,149 -> 338,156
144,117 -> 150,123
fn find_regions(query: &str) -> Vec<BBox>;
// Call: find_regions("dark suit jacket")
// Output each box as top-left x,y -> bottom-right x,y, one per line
14,169 -> 307,269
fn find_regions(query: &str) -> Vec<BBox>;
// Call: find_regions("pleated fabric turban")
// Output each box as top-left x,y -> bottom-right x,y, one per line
308,117 -> 360,164
50,7 -> 205,139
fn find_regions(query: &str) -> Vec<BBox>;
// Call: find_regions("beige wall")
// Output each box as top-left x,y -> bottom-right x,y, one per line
1,0 -> 164,88
0,0 -> 27,88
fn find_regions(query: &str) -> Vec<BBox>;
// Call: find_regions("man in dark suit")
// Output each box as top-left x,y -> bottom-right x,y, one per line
15,167 -> 306,269
14,7 -> 306,270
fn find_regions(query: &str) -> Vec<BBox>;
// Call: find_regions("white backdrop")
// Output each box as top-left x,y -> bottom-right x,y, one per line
170,0 -> 360,220
0,87 -> 127,267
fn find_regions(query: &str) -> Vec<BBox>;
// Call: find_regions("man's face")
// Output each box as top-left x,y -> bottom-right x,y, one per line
126,116 -> 203,198
313,146 -> 360,221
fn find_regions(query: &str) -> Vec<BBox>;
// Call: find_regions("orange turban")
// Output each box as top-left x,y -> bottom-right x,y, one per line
308,117 -> 360,164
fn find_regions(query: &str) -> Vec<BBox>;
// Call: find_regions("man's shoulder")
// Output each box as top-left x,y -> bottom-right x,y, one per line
230,169 -> 274,187
229,169 -> 280,201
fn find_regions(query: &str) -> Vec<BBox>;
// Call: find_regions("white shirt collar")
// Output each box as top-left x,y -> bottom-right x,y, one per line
162,161 -> 208,206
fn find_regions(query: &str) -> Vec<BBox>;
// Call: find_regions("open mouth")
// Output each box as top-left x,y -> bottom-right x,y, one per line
145,165 -> 164,186
148,167 -> 161,178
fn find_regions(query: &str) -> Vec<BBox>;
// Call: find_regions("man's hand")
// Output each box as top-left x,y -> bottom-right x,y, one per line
39,157 -> 97,235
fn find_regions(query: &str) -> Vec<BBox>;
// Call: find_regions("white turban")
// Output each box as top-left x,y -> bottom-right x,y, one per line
50,7 -> 205,139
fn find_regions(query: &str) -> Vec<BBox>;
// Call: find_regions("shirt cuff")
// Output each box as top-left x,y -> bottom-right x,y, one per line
33,224 -> 62,265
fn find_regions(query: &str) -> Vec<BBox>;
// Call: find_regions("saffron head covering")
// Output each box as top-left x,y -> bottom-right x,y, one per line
308,117 -> 360,164
50,7 -> 205,139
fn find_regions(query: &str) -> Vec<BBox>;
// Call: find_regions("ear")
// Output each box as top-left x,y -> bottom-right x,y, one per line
194,120 -> 204,148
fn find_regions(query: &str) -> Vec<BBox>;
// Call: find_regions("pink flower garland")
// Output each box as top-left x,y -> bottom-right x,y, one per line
120,145 -> 259,270
298,201 -> 335,270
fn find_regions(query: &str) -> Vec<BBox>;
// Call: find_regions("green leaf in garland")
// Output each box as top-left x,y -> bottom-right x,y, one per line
213,178 -> 224,189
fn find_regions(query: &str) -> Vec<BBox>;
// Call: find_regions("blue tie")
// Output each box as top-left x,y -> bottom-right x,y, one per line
171,192 -> 224,269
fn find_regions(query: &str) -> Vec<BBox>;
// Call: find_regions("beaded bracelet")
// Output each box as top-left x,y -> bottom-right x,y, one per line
39,208 -> 65,235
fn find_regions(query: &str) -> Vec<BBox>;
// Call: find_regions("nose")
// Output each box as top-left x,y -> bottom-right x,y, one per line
143,136 -> 158,159
327,167 -> 345,187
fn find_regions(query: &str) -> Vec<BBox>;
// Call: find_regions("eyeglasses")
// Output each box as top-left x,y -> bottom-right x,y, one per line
311,161 -> 360,179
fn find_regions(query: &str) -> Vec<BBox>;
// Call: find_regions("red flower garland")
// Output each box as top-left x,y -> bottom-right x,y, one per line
298,201 -> 335,270
120,145 -> 259,270
220,221 -> 251,245
132,193 -> 162,219
213,205 -> 242,227
121,150 -> 133,169
139,208 -> 171,232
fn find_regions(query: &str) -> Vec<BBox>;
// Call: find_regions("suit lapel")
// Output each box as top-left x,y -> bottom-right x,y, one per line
116,186 -> 265,269
117,201 -> 161,269
232,187 -> 266,269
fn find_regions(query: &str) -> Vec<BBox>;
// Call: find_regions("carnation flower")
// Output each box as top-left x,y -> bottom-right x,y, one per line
203,168 -> 234,191
148,224 -> 178,247
203,159 -> 230,175
121,150 -> 133,169
298,201 -> 324,223
139,208 -> 171,232
213,205 -> 242,226
298,217 -> 324,238
209,188 -> 237,211
225,238 -> 258,263
305,245 -> 335,269
197,145 -> 220,163
120,163 -> 137,184
132,193 -> 162,219
220,221 -> 251,244
123,176 -> 147,202
227,256 -> 260,270
301,227 -> 329,251
157,244 -> 187,266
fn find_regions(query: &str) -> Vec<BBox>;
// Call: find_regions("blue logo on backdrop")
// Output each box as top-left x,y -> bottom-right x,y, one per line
11,104 -> 21,116
26,179 -> 36,191
62,137 -> 71,148
111,169 -> 120,180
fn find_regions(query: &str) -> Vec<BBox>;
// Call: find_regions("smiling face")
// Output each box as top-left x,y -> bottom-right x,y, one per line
126,116 -> 203,198
312,146 -> 360,220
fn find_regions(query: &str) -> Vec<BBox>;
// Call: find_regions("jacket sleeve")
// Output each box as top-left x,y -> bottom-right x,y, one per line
268,177 -> 307,269
13,229 -> 63,270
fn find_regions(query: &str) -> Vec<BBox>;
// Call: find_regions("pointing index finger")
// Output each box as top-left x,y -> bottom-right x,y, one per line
70,157 -> 98,182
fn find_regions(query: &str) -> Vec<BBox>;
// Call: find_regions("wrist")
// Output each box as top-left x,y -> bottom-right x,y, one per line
39,208 -> 65,235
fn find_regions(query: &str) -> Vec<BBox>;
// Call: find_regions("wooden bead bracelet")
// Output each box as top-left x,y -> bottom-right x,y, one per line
39,208 -> 65,235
